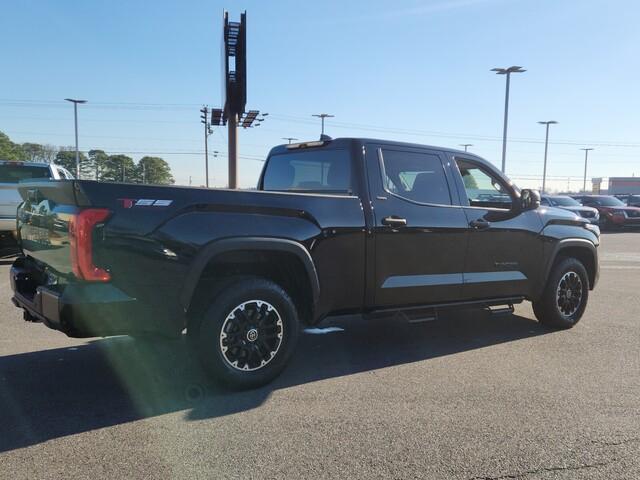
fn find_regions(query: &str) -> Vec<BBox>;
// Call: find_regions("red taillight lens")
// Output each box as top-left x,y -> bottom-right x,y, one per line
69,208 -> 111,282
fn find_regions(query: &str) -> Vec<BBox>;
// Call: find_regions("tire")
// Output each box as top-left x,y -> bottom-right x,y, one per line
532,257 -> 589,329
190,277 -> 300,389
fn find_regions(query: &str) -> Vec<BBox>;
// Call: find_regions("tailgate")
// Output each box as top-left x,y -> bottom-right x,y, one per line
17,180 -> 81,275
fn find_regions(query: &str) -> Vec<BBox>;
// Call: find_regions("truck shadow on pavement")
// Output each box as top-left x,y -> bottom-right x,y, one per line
0,310 -> 550,453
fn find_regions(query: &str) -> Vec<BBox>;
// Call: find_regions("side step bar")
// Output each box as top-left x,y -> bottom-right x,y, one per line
486,304 -> 515,316
364,296 -> 523,323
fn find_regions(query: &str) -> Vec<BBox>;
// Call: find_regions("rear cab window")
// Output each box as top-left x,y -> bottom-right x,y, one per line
262,149 -> 352,194
0,164 -> 51,183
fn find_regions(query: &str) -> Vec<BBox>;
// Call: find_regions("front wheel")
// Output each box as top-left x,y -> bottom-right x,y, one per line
191,277 -> 300,389
532,257 -> 589,329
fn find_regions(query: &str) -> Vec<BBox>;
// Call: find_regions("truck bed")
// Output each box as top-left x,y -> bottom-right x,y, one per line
14,179 -> 367,336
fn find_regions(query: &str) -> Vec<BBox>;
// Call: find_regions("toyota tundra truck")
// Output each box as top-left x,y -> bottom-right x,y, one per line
9,138 -> 600,388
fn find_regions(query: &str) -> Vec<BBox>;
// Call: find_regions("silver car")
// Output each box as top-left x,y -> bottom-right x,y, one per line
0,161 -> 73,235
540,195 -> 600,224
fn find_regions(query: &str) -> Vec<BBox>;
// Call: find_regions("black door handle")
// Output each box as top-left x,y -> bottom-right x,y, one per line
470,219 -> 490,230
382,216 -> 407,227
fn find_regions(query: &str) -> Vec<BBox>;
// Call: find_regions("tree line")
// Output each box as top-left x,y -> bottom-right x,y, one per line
0,131 -> 174,185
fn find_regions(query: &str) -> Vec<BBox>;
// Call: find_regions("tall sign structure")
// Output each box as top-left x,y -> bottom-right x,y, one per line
210,11 -> 264,189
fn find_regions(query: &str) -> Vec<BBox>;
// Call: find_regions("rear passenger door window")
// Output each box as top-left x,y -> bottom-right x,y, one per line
380,149 -> 452,205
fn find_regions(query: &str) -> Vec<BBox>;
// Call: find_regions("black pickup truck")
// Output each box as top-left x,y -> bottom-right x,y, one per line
10,138 -> 600,388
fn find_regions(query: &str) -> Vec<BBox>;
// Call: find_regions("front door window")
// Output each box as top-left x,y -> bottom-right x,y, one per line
456,159 -> 513,210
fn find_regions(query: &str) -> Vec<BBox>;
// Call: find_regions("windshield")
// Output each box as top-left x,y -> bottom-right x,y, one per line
0,164 -> 50,183
550,196 -> 580,207
262,149 -> 351,193
595,196 -> 626,207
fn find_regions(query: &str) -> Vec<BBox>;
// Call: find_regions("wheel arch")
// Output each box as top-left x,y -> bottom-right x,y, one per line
180,237 -> 320,324
543,239 -> 598,293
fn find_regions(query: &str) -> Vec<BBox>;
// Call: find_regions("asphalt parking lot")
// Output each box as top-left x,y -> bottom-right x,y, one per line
0,233 -> 638,480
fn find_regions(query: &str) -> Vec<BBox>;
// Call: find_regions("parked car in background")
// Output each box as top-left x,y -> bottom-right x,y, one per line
0,161 -> 73,247
614,194 -> 640,208
540,195 -> 600,224
573,195 -> 640,229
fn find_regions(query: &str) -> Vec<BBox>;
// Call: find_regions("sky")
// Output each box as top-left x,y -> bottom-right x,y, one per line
1,0 -> 639,191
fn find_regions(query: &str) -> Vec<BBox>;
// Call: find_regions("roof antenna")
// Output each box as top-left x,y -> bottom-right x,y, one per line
320,134 -> 333,141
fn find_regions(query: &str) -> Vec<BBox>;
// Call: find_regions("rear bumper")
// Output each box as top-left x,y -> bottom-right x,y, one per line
10,257 -> 182,338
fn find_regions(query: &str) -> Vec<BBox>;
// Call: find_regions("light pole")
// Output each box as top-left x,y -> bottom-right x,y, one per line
64,98 -> 87,178
282,137 -> 298,145
538,121 -> 558,194
491,66 -> 526,173
459,143 -> 473,152
581,148 -> 594,193
212,151 -> 219,187
312,113 -> 334,136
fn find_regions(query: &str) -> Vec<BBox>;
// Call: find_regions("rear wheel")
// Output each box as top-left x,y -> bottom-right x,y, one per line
533,257 -> 589,329
190,277 -> 300,389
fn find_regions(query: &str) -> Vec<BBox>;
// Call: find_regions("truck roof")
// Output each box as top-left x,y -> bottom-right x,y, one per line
266,137 -> 497,174
269,137 -> 486,156
0,160 -> 51,168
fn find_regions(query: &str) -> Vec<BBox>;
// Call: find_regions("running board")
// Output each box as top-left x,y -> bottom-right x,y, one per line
364,296 -> 523,323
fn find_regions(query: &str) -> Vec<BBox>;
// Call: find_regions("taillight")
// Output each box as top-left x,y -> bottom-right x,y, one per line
69,208 -> 111,282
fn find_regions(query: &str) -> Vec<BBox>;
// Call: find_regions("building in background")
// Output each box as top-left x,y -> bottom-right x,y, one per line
607,177 -> 640,195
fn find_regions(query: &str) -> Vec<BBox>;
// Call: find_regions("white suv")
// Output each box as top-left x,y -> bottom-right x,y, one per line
0,161 -> 74,235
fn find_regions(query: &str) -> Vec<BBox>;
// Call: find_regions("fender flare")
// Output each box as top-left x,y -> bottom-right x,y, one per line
541,238 -> 598,293
179,237 -> 320,312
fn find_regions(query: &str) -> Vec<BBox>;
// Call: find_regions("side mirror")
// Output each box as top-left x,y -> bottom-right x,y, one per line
520,189 -> 541,211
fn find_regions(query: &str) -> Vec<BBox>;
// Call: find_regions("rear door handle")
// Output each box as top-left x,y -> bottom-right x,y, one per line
470,219 -> 490,230
382,216 -> 407,227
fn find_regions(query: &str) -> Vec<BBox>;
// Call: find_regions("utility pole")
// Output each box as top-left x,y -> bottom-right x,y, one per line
142,161 -> 146,184
122,159 -> 126,182
581,148 -> 594,193
64,98 -> 87,178
312,113 -> 335,136
228,113 -> 238,189
491,66 -> 526,173
282,137 -> 298,145
459,144 -> 473,152
538,121 -> 558,194
200,106 -> 211,188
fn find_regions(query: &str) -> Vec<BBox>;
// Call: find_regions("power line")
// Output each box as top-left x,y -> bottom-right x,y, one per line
3,98 -> 640,148
87,150 -> 266,161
